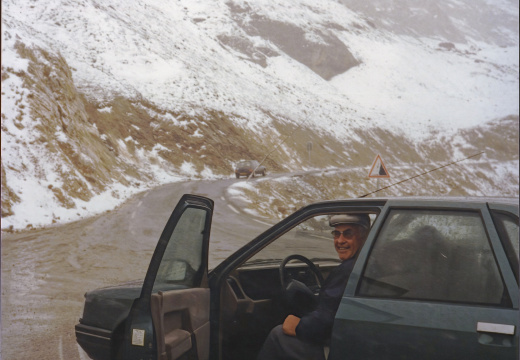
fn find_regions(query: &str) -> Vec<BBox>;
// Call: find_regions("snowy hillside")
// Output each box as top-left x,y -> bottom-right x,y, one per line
1,0 -> 518,230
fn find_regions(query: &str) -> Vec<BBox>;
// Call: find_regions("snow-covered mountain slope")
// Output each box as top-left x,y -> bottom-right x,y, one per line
1,0 -> 518,230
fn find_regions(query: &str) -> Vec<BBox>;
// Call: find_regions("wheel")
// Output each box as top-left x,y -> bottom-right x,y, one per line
262,170 -> 266,176
251,172 -> 255,178
236,174 -> 239,179
279,254 -> 324,316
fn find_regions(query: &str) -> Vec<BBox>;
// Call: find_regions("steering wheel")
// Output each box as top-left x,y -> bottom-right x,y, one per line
279,255 -> 324,316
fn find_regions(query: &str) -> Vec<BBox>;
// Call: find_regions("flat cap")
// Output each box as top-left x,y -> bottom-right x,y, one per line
329,214 -> 370,229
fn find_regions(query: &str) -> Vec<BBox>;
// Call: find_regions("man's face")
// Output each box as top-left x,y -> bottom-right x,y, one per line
333,224 -> 364,261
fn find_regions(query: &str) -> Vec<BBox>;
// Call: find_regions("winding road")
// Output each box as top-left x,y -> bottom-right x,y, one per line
1,177 -> 274,360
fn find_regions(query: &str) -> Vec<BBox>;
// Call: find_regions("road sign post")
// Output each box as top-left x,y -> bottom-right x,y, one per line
306,141 -> 312,163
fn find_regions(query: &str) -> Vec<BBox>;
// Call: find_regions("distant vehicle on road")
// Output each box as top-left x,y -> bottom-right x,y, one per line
76,196 -> 518,360
234,160 -> 266,178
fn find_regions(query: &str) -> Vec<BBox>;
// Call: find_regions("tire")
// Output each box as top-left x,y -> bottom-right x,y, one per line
252,172 -> 255,178
262,170 -> 266,176
236,174 -> 239,179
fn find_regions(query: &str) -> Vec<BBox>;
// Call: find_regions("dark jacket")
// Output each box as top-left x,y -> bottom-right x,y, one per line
295,257 -> 355,344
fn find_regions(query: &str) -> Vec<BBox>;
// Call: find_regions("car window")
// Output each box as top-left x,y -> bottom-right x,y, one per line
245,213 -> 376,266
245,215 -> 340,265
491,211 -> 519,283
237,161 -> 251,167
357,209 -> 509,306
152,207 -> 207,292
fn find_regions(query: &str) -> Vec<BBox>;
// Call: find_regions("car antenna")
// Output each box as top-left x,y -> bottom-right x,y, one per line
247,114 -> 313,181
357,151 -> 485,198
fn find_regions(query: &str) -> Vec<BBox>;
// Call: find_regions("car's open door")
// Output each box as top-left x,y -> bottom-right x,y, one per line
123,194 -> 213,360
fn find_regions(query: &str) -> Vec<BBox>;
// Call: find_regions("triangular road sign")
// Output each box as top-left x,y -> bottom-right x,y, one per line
368,154 -> 390,178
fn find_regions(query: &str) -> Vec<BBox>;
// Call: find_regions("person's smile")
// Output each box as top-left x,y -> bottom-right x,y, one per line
333,224 -> 361,260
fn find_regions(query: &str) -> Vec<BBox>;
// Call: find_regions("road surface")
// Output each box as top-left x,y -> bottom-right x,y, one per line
1,177 -> 274,360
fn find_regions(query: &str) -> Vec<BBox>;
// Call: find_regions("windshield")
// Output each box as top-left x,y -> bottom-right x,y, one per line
237,161 -> 252,167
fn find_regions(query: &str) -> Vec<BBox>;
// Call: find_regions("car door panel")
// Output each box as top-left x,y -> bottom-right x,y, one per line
331,200 -> 518,360
123,194 -> 213,360
151,288 -> 210,360
331,298 -> 517,359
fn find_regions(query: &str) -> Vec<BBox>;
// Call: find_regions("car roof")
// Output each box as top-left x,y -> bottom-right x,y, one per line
307,196 -> 518,208
386,196 -> 518,204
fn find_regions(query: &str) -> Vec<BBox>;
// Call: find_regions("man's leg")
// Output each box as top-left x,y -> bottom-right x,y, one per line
257,325 -> 326,360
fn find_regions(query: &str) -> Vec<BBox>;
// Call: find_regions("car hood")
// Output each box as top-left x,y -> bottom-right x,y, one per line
79,279 -> 143,331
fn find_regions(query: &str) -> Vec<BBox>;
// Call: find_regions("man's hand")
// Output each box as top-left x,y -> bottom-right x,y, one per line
282,315 -> 300,336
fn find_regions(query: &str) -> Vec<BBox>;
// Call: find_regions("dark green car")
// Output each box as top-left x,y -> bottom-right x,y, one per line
75,195 -> 519,360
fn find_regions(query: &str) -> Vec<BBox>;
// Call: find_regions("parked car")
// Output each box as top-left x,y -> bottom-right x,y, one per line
234,160 -> 266,178
75,195 -> 519,360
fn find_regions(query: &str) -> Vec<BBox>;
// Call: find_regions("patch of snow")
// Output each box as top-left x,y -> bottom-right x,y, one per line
191,128 -> 204,137
180,161 -> 197,176
55,130 -> 68,143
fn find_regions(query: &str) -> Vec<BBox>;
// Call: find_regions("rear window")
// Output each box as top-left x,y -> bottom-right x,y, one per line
237,161 -> 252,167
358,209 -> 510,307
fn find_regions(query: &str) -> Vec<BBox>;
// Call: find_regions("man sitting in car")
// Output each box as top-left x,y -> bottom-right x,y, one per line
257,214 -> 370,360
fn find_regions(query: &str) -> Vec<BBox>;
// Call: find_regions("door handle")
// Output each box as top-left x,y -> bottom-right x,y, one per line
477,322 -> 515,335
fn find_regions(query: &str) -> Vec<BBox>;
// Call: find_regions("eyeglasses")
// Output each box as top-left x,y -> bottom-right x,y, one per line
331,229 -> 357,239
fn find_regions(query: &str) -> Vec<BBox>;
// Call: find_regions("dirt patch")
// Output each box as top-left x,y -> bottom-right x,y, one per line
228,2 -> 360,79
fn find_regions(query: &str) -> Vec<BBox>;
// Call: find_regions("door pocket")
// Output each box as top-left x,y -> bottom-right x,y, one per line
151,288 -> 210,360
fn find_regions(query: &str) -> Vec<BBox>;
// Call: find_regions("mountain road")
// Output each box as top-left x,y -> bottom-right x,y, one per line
1,176 -> 275,360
